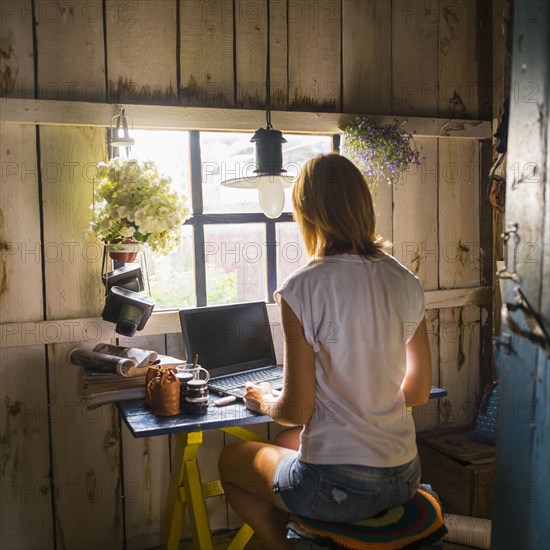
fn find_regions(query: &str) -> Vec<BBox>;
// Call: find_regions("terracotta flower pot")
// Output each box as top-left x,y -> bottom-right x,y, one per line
107,238 -> 141,263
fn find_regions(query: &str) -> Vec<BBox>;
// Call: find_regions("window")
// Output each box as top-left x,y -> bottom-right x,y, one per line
128,130 -> 333,309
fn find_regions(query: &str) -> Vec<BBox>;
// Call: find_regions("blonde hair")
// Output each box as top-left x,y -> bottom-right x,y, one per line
292,154 -> 384,258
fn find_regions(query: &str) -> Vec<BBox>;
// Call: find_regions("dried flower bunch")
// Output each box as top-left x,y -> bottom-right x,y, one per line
341,117 -> 420,185
90,158 -> 191,255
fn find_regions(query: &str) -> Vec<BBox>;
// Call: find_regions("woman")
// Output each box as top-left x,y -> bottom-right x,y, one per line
218,154 -> 432,549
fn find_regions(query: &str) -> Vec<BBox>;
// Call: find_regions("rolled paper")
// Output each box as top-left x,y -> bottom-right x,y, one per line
443,514 -> 492,549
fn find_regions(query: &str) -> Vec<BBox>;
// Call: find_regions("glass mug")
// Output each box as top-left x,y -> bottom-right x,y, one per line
175,363 -> 210,382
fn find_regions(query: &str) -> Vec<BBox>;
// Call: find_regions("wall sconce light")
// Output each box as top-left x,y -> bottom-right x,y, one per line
110,106 -> 135,157
220,0 -> 292,219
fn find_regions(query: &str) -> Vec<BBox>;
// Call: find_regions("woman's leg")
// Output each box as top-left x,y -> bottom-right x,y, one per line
273,426 -> 302,449
218,441 -> 295,550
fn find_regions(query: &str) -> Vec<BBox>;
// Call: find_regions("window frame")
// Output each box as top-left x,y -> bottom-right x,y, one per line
112,129 -> 338,308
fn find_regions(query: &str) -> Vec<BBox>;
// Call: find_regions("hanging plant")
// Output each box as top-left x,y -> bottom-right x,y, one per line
89,158 -> 191,256
341,117 -> 421,185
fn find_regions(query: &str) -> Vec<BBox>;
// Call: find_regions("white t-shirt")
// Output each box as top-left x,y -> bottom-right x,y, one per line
274,252 -> 425,468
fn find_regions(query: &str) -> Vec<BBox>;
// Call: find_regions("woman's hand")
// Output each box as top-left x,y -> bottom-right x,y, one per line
243,382 -> 280,414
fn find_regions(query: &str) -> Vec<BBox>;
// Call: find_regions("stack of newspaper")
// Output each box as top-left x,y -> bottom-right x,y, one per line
69,343 -> 186,409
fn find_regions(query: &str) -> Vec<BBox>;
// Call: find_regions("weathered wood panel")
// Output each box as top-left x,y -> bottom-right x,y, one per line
2,97 -> 494,138
107,0 -> 177,104
180,0 -> 234,107
0,124 -> 43,318
39,126 -> 106,319
438,305 -> 481,429
288,0 -> 341,111
0,0 -> 34,98
235,0 -> 287,109
119,334 -> 170,549
0,346 -> 53,550
0,124 -> 51,549
393,137 -> 439,290
0,124 -> 47,547
438,139 -> 480,289
342,0 -> 392,114
39,126 -> 122,547
35,0 -> 106,102
438,138 -> 481,428
392,0 -> 439,116
412,309 -> 441,431
438,0 -> 479,119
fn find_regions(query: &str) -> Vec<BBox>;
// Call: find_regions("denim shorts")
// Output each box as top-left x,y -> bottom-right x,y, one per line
272,453 -> 421,522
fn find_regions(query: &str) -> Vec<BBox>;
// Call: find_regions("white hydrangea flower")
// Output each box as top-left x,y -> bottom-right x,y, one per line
88,157 -> 191,255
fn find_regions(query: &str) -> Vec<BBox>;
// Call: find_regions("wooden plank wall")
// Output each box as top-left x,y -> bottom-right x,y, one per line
0,0 -> 493,547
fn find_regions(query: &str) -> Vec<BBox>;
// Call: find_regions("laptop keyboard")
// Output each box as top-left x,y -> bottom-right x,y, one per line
214,367 -> 283,390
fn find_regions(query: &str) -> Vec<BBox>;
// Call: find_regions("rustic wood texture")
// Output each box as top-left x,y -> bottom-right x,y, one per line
0,346 -> 53,549
0,124 -> 43,318
438,0 -> 480,119
107,0 -> 177,104
39,126 -> 123,547
288,0 -> 341,111
39,126 -> 106,319
35,0 -> 106,102
412,309 -> 441,432
438,305 -> 481,429
1,97 -> 493,138
180,0 -> 234,107
235,0 -> 287,109
438,138 -> 482,429
0,1 -> 497,545
342,0 -> 392,114
393,137 -> 439,290
0,125 -> 51,549
0,0 -> 34,98
48,343 -> 124,547
0,287 -> 492,348
392,0 -> 439,116
438,139 -> 481,289
118,334 -> 171,549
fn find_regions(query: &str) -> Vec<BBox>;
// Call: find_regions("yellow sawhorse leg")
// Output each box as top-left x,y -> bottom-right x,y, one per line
161,431 -> 213,550
221,427 -> 270,550
160,427 -> 270,550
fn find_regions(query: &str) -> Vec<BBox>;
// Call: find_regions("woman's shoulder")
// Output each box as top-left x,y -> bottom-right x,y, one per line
378,252 -> 421,281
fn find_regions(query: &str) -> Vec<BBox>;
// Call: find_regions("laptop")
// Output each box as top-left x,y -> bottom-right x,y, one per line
178,301 -> 284,398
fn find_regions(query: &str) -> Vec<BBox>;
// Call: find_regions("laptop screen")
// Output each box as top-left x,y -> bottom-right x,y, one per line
178,301 -> 277,378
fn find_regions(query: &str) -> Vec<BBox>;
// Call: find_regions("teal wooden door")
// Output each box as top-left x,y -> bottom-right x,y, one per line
491,1 -> 550,548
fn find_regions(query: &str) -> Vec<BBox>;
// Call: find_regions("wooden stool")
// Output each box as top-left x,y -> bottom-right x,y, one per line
286,485 -> 447,549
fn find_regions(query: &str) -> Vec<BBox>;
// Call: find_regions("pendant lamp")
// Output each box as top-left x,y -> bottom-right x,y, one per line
220,0 -> 292,219
110,106 -> 135,157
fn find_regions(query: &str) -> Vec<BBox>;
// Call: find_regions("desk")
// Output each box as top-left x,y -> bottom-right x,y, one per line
118,386 -> 447,549
119,394 -> 272,550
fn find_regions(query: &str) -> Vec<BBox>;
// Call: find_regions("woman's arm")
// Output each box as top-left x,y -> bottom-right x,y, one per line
401,317 -> 432,405
243,298 -> 316,426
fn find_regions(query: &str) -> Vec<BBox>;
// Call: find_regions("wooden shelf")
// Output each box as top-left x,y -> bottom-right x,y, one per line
0,98 -> 492,139
0,286 -> 492,348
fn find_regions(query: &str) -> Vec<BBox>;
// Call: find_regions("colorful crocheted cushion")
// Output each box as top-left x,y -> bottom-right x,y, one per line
286,486 -> 447,550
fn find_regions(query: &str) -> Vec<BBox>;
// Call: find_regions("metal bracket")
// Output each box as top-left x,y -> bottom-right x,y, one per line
498,223 -> 521,281
502,286 -> 550,357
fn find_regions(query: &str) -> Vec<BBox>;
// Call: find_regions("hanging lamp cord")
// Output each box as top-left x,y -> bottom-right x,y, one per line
265,0 -> 272,129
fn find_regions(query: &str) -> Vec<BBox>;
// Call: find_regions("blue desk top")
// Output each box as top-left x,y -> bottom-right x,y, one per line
118,395 -> 272,437
118,386 -> 447,439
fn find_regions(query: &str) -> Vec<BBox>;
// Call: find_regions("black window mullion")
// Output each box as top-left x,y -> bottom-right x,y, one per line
190,131 -> 206,306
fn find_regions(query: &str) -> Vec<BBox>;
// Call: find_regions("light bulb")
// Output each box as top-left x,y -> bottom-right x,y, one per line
258,178 -> 285,219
